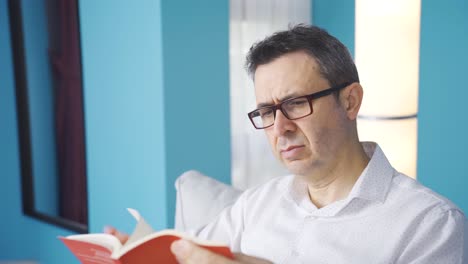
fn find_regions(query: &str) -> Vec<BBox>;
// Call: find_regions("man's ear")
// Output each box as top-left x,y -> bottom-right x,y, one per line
339,82 -> 363,121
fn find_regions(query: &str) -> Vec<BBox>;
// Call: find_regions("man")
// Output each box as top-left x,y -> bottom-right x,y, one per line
111,25 -> 465,263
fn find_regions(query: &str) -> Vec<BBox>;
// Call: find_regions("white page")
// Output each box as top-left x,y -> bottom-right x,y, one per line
116,208 -> 155,255
65,233 -> 122,252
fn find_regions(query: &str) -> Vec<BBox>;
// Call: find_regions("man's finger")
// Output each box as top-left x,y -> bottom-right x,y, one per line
103,226 -> 129,244
171,239 -> 235,264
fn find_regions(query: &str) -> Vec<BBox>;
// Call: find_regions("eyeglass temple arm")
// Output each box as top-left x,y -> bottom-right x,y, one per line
310,82 -> 351,100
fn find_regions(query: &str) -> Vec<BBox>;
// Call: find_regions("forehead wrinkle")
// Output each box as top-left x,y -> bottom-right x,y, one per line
254,52 -> 325,108
256,90 -> 304,108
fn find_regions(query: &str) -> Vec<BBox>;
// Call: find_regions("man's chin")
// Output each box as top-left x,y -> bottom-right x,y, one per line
283,159 -> 318,175
284,159 -> 314,175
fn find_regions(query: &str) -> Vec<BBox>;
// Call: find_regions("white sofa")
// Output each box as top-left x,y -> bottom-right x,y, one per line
465,218 -> 468,264
174,170 -> 242,231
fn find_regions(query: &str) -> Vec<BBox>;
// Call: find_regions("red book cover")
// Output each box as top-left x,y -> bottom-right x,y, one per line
59,237 -> 120,264
59,233 -> 233,264
59,208 -> 233,264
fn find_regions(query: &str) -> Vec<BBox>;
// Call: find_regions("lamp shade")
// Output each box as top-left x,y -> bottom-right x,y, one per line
355,0 -> 421,178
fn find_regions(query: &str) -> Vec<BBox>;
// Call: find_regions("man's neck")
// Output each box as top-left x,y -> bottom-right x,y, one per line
305,142 -> 370,209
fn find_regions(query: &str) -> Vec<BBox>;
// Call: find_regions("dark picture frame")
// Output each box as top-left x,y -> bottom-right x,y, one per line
8,0 -> 88,233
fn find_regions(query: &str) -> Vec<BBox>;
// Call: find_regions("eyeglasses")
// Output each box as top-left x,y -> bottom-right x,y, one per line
247,83 -> 350,129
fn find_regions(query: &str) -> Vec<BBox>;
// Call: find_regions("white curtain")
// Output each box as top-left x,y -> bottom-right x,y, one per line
229,0 -> 312,190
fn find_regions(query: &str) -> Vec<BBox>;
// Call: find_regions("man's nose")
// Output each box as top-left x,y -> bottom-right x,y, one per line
272,109 -> 296,136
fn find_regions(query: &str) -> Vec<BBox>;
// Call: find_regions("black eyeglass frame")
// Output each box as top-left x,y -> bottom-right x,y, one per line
247,82 -> 351,129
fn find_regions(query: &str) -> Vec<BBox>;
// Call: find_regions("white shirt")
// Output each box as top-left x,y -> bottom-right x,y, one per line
197,142 -> 465,263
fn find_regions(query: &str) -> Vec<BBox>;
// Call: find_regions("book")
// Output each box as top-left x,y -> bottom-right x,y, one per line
59,208 -> 233,264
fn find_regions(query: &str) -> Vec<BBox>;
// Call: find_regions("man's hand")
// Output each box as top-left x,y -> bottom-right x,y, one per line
103,226 -> 129,244
170,239 -> 272,264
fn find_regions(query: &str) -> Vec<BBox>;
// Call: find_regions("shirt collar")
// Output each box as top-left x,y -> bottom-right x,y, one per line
285,142 -> 395,216
346,142 -> 394,203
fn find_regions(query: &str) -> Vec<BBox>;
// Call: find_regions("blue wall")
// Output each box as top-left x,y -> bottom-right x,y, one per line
313,0 -> 355,56
79,0 -> 168,234
1,0 -> 230,262
161,0 -> 231,227
418,0 -> 468,213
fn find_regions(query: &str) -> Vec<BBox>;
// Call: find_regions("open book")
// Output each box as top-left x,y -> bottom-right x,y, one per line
59,208 -> 233,264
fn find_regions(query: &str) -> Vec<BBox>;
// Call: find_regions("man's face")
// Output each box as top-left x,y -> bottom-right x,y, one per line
254,51 -> 350,177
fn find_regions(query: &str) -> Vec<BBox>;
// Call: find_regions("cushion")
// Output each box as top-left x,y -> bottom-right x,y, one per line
174,170 -> 243,231
464,218 -> 467,264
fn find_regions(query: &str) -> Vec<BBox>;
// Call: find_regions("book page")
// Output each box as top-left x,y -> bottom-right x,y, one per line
64,233 -> 122,252
116,208 -> 155,255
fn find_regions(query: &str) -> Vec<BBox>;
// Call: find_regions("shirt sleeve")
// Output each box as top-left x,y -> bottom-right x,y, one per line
192,189 -> 251,252
396,207 -> 465,264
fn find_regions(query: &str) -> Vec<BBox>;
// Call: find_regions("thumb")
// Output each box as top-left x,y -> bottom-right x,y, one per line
171,239 -> 235,264
103,226 -> 129,244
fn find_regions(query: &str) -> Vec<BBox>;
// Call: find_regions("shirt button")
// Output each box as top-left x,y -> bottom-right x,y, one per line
306,215 -> 316,220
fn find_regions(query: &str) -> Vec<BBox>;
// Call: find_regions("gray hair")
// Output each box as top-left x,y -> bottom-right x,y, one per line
245,24 -> 359,87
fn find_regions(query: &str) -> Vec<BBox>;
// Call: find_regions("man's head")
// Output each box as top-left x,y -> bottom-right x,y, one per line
246,25 -> 364,178
246,24 -> 359,87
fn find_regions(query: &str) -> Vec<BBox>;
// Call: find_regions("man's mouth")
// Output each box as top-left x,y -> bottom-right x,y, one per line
280,145 -> 305,159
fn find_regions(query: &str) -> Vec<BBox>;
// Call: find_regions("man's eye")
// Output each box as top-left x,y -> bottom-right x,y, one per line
251,112 -> 260,118
288,100 -> 307,106
261,109 -> 274,117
